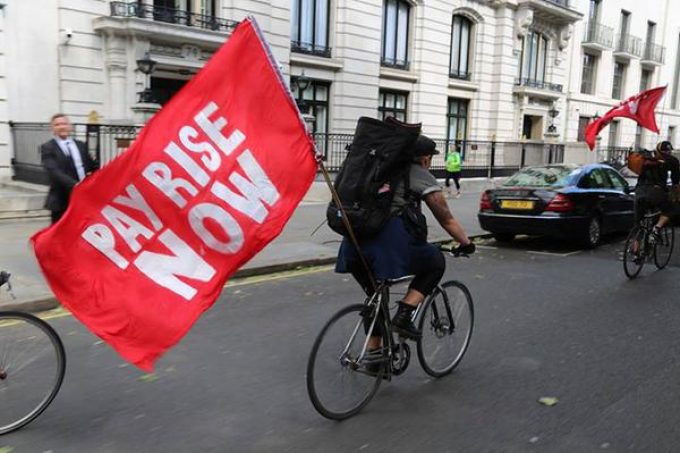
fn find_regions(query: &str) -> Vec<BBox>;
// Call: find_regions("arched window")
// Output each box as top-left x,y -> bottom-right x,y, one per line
450,15 -> 472,80
519,31 -> 548,84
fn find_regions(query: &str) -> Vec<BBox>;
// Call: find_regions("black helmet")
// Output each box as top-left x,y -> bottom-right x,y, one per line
413,135 -> 439,156
657,141 -> 673,153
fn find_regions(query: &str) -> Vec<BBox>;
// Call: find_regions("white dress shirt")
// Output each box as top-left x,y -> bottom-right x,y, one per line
55,137 -> 86,181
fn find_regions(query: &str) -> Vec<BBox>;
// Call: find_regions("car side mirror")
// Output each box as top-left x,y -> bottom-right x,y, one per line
624,186 -> 632,194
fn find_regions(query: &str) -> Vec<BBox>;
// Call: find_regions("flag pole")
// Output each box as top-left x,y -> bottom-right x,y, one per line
316,155 -> 378,293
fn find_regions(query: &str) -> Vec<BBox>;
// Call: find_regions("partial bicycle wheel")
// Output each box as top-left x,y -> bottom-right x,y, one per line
623,226 -> 646,279
0,311 -> 66,435
417,281 -> 474,378
654,226 -> 675,269
307,304 -> 384,420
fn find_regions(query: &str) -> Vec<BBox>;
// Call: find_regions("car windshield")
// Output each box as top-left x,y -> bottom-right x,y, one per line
503,167 -> 579,188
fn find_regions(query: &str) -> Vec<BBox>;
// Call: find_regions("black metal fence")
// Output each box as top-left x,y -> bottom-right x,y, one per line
10,123 -> 565,184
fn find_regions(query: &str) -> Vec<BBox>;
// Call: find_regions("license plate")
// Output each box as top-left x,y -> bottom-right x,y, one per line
500,200 -> 534,210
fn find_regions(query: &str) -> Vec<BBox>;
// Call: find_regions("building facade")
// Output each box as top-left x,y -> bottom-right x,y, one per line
1,0 -> 679,179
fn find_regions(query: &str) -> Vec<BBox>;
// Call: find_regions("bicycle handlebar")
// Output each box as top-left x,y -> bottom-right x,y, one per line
438,242 -> 476,258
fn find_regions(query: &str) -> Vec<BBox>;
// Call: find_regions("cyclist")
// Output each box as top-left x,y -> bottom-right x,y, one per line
634,140 -> 680,242
335,134 -> 475,346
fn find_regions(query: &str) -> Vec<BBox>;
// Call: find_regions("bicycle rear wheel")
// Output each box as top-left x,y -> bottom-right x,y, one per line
623,226 -> 646,279
306,304 -> 384,420
417,281 -> 474,378
654,226 -> 675,269
0,311 -> 66,434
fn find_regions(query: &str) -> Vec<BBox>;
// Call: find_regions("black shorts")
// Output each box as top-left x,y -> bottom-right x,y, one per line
634,185 -> 673,221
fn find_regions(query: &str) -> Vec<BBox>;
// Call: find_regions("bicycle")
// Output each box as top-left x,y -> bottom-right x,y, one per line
0,271 -> 66,434
306,248 -> 474,420
622,210 -> 675,279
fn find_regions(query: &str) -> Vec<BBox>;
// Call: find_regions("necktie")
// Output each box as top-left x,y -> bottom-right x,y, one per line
65,141 -> 85,181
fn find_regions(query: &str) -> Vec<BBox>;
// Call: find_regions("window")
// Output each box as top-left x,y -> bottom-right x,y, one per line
378,90 -> 408,121
640,69 -> 652,92
646,21 -> 656,45
635,125 -> 642,148
672,34 -> 680,108
447,98 -> 469,149
291,0 -> 330,57
589,0 -> 601,22
450,15 -> 472,80
608,121 -> 619,146
578,116 -> 591,142
581,53 -> 597,94
291,77 -> 329,134
382,0 -> 410,69
580,169 -> 610,189
669,126 -> 676,143
519,31 -> 548,83
619,10 -> 630,36
612,62 -> 625,99
605,169 -> 627,190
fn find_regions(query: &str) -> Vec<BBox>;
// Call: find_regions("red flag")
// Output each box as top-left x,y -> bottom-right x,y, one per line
31,18 -> 317,371
585,85 -> 667,150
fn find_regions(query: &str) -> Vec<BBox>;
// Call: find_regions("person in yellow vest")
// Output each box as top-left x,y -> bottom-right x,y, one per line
445,146 -> 462,198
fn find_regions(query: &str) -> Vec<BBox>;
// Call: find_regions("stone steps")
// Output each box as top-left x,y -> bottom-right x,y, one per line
0,180 -> 49,220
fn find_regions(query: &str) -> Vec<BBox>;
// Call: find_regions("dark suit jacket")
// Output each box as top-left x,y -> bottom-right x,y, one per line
40,138 -> 99,212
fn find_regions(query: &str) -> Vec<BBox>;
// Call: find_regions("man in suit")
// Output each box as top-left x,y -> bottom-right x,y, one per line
40,113 -> 99,224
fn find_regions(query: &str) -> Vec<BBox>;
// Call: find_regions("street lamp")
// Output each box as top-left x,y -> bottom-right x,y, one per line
547,105 -> 559,133
136,52 -> 158,103
293,71 -> 311,112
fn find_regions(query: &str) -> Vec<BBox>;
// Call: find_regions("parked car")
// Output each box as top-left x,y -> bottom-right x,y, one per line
478,164 -> 635,247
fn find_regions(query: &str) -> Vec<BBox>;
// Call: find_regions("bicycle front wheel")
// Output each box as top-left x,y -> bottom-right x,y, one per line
623,226 -> 645,279
0,311 -> 66,435
306,304 -> 384,420
417,281 -> 474,378
654,226 -> 675,269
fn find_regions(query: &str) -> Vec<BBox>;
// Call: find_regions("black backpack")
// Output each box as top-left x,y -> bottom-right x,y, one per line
326,116 -> 421,239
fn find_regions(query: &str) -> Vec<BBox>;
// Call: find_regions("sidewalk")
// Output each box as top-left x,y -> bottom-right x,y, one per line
0,179 -> 491,312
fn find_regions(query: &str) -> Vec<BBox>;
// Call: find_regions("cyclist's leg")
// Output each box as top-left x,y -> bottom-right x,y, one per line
393,246 -> 445,338
348,266 -> 384,350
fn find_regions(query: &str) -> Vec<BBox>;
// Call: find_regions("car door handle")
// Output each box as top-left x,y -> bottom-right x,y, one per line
598,195 -> 605,199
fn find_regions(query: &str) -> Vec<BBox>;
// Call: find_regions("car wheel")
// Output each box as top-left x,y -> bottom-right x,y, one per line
582,216 -> 601,248
493,233 -> 515,243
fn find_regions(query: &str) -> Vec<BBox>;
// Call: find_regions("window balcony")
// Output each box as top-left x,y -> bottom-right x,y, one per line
517,0 -> 582,25
449,70 -> 471,81
582,22 -> 613,51
514,78 -> 563,101
109,1 -> 238,34
515,78 -> 562,93
291,41 -> 332,58
642,42 -> 665,65
380,58 -> 410,71
614,34 -> 643,59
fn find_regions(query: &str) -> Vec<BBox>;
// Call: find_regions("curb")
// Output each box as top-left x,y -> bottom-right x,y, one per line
11,233 -> 492,314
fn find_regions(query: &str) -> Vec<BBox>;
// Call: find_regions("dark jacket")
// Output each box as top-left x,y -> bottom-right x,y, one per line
40,138 -> 99,212
637,153 -> 680,188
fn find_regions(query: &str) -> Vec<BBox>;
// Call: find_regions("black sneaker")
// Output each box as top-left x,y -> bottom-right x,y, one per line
391,304 -> 421,340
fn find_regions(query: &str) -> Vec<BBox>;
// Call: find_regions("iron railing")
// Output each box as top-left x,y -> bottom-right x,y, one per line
515,78 -> 563,93
291,41 -> 332,58
10,124 -> 566,184
449,70 -> 472,81
381,58 -> 410,71
543,0 -> 571,8
642,42 -> 665,64
109,1 -> 239,33
615,34 -> 643,57
583,22 -> 613,48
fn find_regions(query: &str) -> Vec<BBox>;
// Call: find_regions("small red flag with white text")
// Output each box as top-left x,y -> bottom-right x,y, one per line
31,17 -> 317,371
